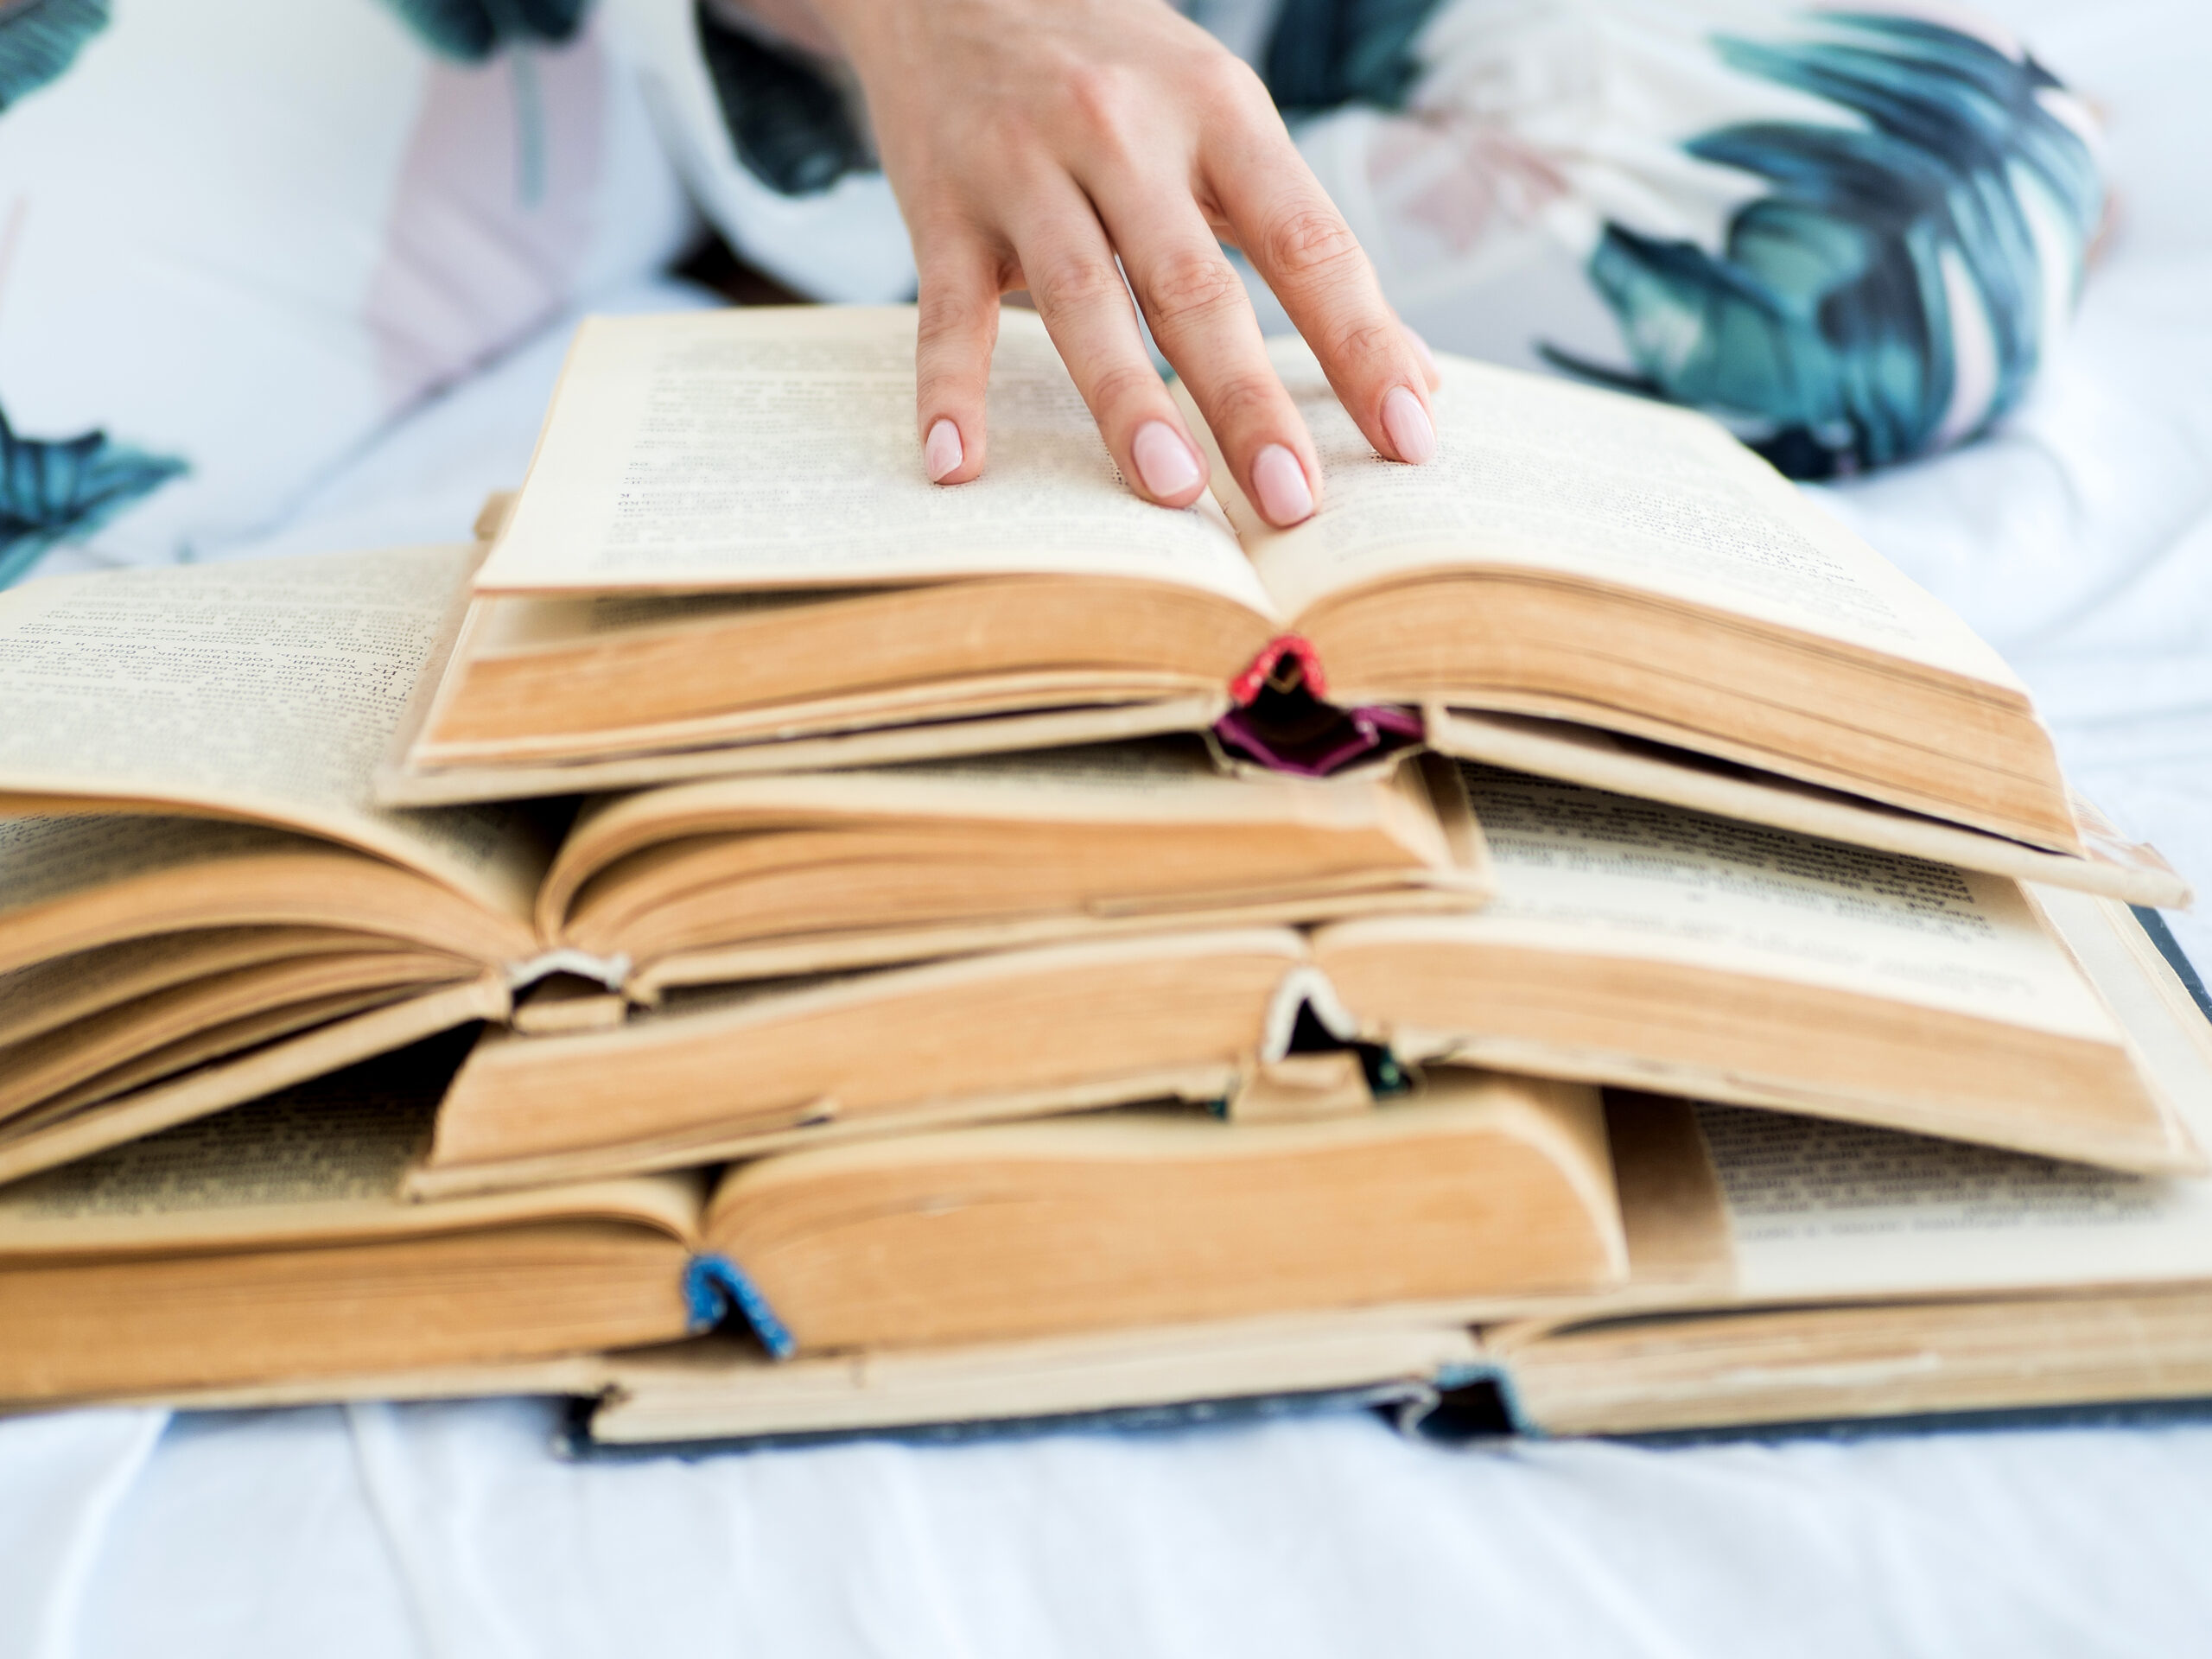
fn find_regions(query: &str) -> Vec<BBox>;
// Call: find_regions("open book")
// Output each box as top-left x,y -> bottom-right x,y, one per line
562,894 -> 2212,1450
1483,890 -> 2212,1434
412,782 -> 2207,1199
128,892 -> 2212,1446
0,1039 -> 701,1402
379,306 -> 2171,893
0,1063 -> 1621,1406
0,550 -> 1477,1186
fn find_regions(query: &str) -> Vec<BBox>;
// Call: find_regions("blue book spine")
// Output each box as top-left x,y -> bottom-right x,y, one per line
683,1254 -> 797,1360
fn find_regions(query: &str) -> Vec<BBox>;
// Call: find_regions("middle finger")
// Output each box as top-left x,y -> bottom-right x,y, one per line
1007,171 -> 1213,510
1096,184 -> 1325,530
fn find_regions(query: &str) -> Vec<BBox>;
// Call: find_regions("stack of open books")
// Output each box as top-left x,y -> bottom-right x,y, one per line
3,308 -> 2209,1445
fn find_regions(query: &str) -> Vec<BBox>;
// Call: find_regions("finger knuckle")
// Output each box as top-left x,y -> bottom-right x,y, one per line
1192,49 -> 1268,113
1031,252 -> 1129,315
917,278 -> 991,335
1262,205 -> 1364,283
1062,62 -> 1144,156
1089,360 -> 1164,416
1205,372 -> 1283,437
1316,315 -> 1402,374
1140,248 -> 1245,334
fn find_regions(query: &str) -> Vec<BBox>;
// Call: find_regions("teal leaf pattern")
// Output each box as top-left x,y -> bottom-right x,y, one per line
0,406 -> 188,588
378,0 -> 589,62
1263,0 -> 1442,114
0,0 -> 110,112
1564,15 -> 2102,478
695,0 -> 871,197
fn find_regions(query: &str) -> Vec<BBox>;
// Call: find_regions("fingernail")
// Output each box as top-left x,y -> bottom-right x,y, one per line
925,418 -> 963,482
1250,444 -> 1315,526
1382,385 -> 1436,464
1131,420 -> 1203,501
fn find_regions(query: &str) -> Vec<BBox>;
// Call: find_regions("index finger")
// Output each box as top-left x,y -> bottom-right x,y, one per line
1203,114 -> 1437,467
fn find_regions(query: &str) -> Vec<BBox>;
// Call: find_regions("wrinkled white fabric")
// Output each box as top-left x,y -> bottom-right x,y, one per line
0,1409 -> 164,1659
25,1400 -> 2212,1658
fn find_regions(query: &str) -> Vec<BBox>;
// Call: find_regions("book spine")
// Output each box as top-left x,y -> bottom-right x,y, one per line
2134,906 -> 2212,1024
569,1380 -> 1478,1459
505,949 -> 632,994
683,1255 -> 796,1360
1229,635 -> 1331,704
1212,634 -> 1423,778
1398,1358 -> 1540,1442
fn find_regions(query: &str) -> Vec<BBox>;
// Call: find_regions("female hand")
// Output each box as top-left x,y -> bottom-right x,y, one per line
799,0 -> 1440,524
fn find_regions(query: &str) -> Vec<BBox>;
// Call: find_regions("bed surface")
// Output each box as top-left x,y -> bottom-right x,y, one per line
8,2 -> 2211,1651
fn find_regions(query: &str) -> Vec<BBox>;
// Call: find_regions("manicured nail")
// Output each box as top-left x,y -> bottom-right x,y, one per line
1382,385 -> 1436,464
1250,444 -> 1315,526
925,418 -> 963,482
1131,420 -> 1203,501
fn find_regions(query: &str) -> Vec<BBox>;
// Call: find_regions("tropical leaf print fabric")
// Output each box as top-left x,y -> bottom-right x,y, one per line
0,0 -> 2106,586
1276,0 -> 2106,477
0,0 -> 107,111
379,0 -> 590,60
0,406 -> 185,588
0,0 -> 188,581
0,0 -> 690,586
1565,15 -> 2103,475
694,0 -> 871,197
652,0 -> 2100,479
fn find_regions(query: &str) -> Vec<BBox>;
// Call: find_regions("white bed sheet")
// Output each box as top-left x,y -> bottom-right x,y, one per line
8,3 -> 2212,1651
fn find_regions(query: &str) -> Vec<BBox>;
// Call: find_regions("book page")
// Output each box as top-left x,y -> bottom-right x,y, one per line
579,741 -> 1413,836
0,816 -> 313,926
1330,767 -> 2116,1037
1196,341 -> 2016,686
0,1046 -> 702,1255
474,306 -> 1275,613
550,744 -> 1451,934
1426,709 -> 2190,909
0,549 -> 549,918
467,588 -> 856,656
0,927 -> 382,1051
1697,1103 -> 2212,1299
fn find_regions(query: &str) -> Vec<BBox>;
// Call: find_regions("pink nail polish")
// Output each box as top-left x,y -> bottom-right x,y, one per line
1250,444 -> 1315,526
1132,421 -> 1203,501
1382,386 -> 1436,464
925,419 -> 963,482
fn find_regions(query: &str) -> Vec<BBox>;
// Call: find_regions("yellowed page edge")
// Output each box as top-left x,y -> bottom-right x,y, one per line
1428,708 -> 2189,907
0,975 -> 512,1189
590,1319 -> 1484,1444
378,696 -> 1230,806
404,1063 -> 1247,1200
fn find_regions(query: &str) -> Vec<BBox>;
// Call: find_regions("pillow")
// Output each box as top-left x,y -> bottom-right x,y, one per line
0,0 -> 697,584
1263,0 -> 2109,479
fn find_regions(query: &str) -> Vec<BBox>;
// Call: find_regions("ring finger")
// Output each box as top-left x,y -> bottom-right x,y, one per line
1007,172 -> 1212,509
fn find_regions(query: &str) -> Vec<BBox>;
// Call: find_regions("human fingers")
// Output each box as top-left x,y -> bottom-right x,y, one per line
1405,322 -> 1443,391
1010,175 -> 1211,509
913,229 -> 1002,484
1100,184 -> 1321,528
1203,215 -> 1440,396
1206,107 -> 1437,466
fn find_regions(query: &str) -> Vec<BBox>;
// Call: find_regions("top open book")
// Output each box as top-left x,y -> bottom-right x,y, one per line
397,306 -> 2078,860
